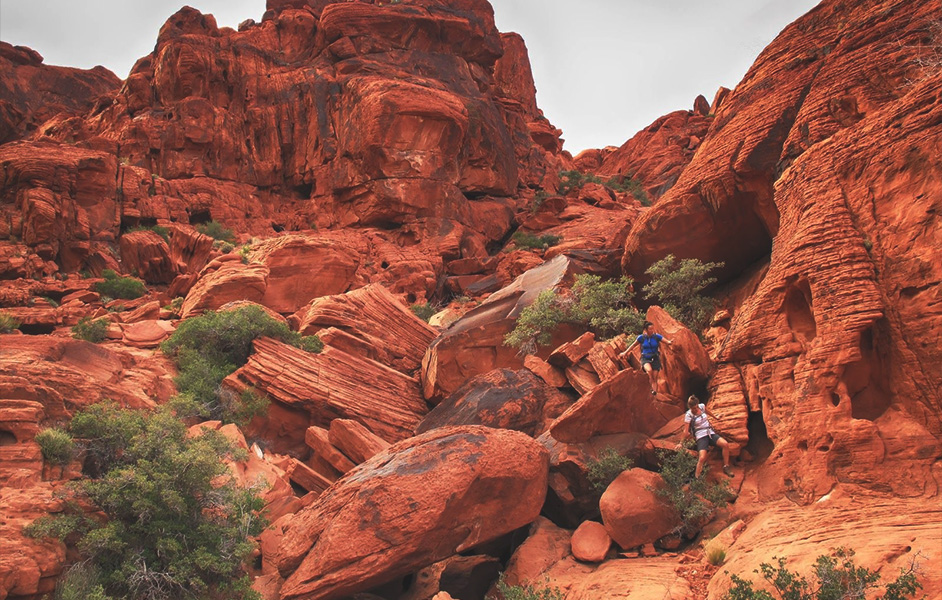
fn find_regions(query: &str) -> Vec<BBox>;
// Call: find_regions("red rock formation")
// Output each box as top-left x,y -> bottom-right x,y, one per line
570,521 -> 612,563
599,468 -> 679,550
273,425 -> 549,600
294,283 -> 437,374
0,42 -> 120,144
595,103 -> 712,203
118,230 -> 174,284
327,418 -> 390,464
550,369 -> 684,444
415,368 -> 572,437
421,254 -> 593,402
180,256 -> 269,318
224,337 -> 427,448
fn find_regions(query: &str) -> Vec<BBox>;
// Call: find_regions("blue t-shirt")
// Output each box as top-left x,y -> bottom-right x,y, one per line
637,333 -> 663,357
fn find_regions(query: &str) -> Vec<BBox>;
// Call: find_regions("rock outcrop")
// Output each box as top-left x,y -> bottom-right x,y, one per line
273,426 -> 549,600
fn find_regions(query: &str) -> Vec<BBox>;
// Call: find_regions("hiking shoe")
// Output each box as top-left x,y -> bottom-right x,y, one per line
723,465 -> 734,477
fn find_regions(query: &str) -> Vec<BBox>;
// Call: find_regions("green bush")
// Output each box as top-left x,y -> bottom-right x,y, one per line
644,254 -> 724,334
503,289 -> 568,355
494,574 -> 566,600
36,427 -> 74,465
586,447 -> 634,492
410,303 -> 436,322
163,297 -> 184,318
69,402 -> 146,477
31,405 -> 266,600
707,546 -> 727,566
569,275 -> 645,339
655,448 -> 731,536
197,220 -> 236,243
512,231 -> 562,251
93,270 -> 146,300
299,335 -> 324,354
723,547 -> 924,600
161,305 -> 310,424
127,224 -> 170,243
53,562 -> 112,600
72,317 -> 110,343
24,513 -> 88,541
556,169 -> 648,205
504,274 -> 644,354
0,311 -> 20,333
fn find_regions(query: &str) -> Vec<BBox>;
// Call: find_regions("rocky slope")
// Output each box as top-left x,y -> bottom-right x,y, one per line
1,0 -> 941,599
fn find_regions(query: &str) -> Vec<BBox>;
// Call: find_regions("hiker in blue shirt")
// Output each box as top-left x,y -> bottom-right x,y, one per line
619,321 -> 673,395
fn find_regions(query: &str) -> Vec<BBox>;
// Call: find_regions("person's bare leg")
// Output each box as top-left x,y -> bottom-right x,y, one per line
718,437 -> 730,467
696,449 -> 707,478
644,363 -> 656,393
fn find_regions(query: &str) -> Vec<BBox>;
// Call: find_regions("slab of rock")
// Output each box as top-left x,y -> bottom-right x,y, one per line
121,319 -> 174,348
495,517 -> 572,588
599,468 -> 679,550
304,426 -> 356,474
274,426 -> 549,600
564,360 -> 601,396
416,368 -> 572,437
295,283 -> 437,374
422,255 -> 586,402
571,521 -> 612,563
119,230 -> 175,284
524,355 -> 567,388
549,332 -> 596,368
328,418 -> 390,465
181,257 -> 269,318
251,234 -> 360,314
565,558 -> 694,600
224,338 -> 427,445
550,369 -> 684,444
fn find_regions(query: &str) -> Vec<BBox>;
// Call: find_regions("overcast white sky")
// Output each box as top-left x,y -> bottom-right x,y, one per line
0,0 -> 820,153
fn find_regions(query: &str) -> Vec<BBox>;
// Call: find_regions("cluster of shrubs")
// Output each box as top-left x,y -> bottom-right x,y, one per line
504,255 -> 723,354
161,305 -> 322,425
557,169 -> 650,205
512,231 -> 562,251
29,403 -> 265,600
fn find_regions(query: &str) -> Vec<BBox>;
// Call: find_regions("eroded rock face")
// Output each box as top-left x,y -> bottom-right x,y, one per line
416,368 -> 572,437
0,42 -> 120,144
273,425 -> 549,600
620,0 -> 942,503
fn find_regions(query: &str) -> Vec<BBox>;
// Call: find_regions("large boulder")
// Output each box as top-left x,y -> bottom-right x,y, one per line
550,369 -> 684,444
180,257 -> 269,318
273,426 -> 549,600
416,368 -> 572,437
599,468 -> 679,550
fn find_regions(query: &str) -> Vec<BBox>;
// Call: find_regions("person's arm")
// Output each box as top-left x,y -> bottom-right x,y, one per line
660,335 -> 674,348
619,338 -> 639,358
677,418 -> 690,448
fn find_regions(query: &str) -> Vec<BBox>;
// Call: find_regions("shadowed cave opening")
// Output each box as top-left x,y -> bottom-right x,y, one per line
0,430 -> 17,446
845,325 -> 892,421
784,277 -> 816,344
745,410 -> 774,463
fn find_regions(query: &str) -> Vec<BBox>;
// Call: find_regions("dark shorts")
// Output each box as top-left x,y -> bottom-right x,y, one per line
696,433 -> 720,451
641,354 -> 661,371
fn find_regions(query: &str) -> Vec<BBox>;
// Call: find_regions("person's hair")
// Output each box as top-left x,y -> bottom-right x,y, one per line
687,395 -> 699,409
643,321 -> 653,330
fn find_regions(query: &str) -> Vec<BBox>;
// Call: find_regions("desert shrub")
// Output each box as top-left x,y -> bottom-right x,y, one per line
569,274 -> 645,339
93,270 -> 146,300
503,290 -> 568,355
69,401 -> 147,476
127,224 -> 170,243
24,513 -> 88,541
238,243 -> 254,264
494,574 -> 566,600
644,254 -> 724,334
0,311 -> 20,333
54,562 -> 112,600
36,428 -> 74,465
197,220 -> 235,243
504,274 -> 644,354
31,405 -> 266,600
161,305 -> 312,424
557,169 -> 648,204
707,546 -> 727,566
512,231 -> 562,250
162,297 -> 184,318
655,448 -> 731,536
410,302 -> 436,322
586,446 -> 634,492
72,317 -> 109,343
299,335 -> 324,353
723,547 -> 924,600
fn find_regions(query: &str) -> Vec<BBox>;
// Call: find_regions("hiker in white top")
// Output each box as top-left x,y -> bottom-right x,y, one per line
678,395 -> 733,478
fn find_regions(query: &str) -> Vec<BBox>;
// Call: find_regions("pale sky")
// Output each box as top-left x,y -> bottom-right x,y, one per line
0,0 -> 820,154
